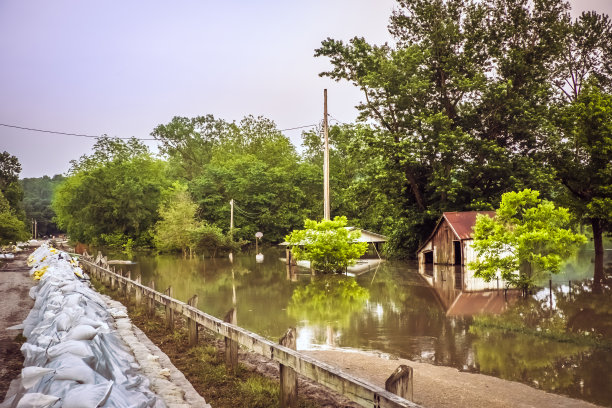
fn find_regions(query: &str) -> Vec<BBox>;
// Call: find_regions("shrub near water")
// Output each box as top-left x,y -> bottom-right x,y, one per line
285,216 -> 368,274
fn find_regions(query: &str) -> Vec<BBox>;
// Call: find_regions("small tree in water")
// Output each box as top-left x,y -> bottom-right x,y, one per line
285,216 -> 368,274
470,190 -> 587,291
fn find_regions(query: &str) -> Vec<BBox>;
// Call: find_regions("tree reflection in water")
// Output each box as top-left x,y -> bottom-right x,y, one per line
469,281 -> 612,406
288,275 -> 369,346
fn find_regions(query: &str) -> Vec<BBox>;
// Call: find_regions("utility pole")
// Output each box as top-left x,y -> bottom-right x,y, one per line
230,199 -> 234,237
34,219 -> 37,239
323,89 -> 331,220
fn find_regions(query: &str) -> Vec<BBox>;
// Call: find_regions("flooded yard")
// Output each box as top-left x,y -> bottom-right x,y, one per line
113,247 -> 611,406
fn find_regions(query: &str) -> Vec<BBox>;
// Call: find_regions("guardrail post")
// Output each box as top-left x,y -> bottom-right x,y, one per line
134,275 -> 142,304
385,365 -> 413,402
279,327 -> 298,408
187,295 -> 199,346
125,270 -> 131,299
148,280 -> 156,317
164,286 -> 174,330
224,308 -> 238,373
110,267 -> 116,290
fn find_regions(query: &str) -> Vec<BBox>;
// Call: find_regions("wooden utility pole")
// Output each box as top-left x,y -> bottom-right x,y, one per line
230,199 -> 234,237
323,89 -> 330,220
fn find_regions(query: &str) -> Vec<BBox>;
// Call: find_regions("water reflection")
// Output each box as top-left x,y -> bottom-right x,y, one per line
288,275 -> 369,347
114,247 -> 611,406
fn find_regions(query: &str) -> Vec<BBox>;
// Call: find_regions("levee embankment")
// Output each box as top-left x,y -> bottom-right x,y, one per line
0,243 -> 209,408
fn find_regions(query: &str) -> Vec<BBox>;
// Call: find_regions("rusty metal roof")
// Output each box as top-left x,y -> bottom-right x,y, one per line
417,211 -> 496,254
443,211 -> 496,240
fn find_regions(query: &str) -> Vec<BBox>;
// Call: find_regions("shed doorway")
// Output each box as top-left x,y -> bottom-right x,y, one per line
453,241 -> 462,265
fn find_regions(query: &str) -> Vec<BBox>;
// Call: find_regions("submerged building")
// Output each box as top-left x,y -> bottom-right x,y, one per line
417,211 -> 512,312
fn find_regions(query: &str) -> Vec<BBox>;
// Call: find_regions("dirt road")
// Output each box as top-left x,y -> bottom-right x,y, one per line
0,251 -> 34,399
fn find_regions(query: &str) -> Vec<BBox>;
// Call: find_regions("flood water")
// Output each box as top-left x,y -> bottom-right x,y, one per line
114,247 -> 612,406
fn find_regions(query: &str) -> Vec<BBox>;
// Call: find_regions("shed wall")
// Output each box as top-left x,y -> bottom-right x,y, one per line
432,219 -> 458,264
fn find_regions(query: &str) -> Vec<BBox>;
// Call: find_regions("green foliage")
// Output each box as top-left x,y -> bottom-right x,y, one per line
153,183 -> 198,254
288,275 -> 370,328
0,152 -> 29,243
52,137 -> 169,247
153,115 -> 320,244
285,216 -> 368,274
470,189 -> 587,289
0,194 -> 29,244
21,175 -> 65,236
153,183 -> 243,256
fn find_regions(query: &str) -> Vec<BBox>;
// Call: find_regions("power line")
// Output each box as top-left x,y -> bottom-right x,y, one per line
0,123 -> 156,140
0,121 -> 319,141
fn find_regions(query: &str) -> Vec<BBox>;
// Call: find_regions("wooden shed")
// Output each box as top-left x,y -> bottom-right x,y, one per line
417,211 -> 495,266
417,211 -> 506,292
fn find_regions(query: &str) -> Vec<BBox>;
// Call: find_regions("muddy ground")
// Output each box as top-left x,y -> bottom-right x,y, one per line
0,251 -> 33,400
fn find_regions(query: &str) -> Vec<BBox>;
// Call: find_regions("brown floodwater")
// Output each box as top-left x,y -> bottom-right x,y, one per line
114,247 -> 612,407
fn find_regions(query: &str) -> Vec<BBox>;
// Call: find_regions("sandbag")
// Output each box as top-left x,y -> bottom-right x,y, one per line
21,367 -> 54,389
47,340 -> 93,360
15,393 -> 60,408
62,381 -> 113,408
65,325 -> 98,341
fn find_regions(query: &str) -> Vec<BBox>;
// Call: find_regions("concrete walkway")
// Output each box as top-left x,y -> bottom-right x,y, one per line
305,350 -> 603,408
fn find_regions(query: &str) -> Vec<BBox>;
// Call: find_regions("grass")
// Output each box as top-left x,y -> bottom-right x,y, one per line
90,275 -> 319,408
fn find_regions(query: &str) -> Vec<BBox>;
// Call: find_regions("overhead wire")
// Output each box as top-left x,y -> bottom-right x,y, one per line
233,202 -> 266,218
0,121 -> 319,141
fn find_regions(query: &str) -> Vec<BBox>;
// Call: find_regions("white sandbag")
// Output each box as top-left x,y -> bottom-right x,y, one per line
62,381 -> 113,408
54,365 -> 96,385
15,393 -> 60,408
21,367 -> 54,389
54,312 -> 72,332
75,317 -> 106,329
65,325 -> 98,341
46,340 -> 93,360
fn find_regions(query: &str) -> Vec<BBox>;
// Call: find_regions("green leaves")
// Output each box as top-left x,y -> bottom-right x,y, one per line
52,139 -> 169,247
470,189 -> 586,289
285,216 -> 369,274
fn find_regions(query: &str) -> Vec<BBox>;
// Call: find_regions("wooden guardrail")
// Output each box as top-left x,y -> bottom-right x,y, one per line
81,255 -> 420,408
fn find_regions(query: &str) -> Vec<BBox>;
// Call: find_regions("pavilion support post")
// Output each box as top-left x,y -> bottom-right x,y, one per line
385,365 -> 413,402
279,327 -> 298,408
224,308 -> 238,374
187,295 -> 199,346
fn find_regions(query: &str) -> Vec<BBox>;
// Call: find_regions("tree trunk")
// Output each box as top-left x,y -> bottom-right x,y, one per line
591,218 -> 604,294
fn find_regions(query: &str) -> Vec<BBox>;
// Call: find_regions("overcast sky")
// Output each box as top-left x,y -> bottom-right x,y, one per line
1,0 -> 610,178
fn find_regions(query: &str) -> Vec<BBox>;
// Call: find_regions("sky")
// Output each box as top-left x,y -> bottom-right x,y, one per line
1,0 -> 611,178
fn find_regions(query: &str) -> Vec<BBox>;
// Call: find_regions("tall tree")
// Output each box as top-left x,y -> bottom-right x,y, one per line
551,81 -> 612,290
53,138 -> 169,246
315,0 -> 568,255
